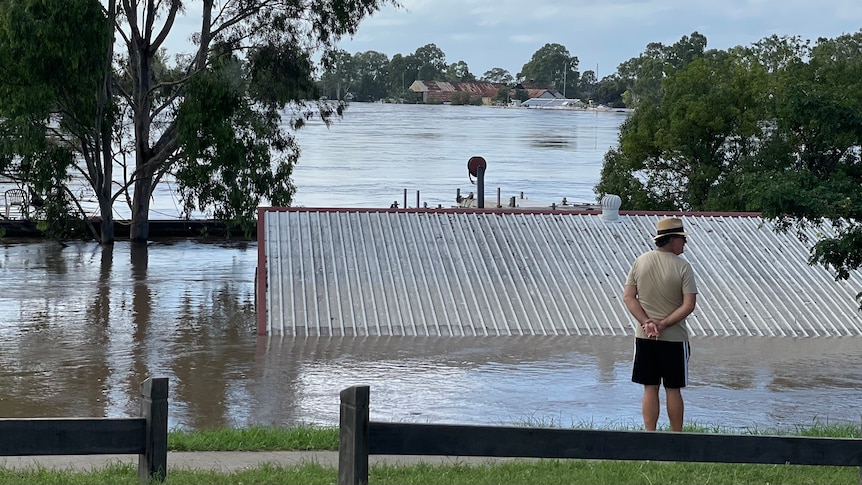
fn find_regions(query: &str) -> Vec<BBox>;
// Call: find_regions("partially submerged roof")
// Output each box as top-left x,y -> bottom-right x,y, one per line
409,80 -> 504,100
256,207 -> 862,337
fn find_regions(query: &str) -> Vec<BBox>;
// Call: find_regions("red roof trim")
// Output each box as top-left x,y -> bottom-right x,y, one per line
258,207 -> 763,218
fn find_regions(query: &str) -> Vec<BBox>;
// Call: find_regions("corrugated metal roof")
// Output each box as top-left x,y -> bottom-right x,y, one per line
409,80 -> 505,96
259,209 -> 862,337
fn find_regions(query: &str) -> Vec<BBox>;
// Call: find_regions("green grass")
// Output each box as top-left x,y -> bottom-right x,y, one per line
0,460 -> 857,485
0,422 -> 858,484
165,420 -> 861,452
168,425 -> 340,451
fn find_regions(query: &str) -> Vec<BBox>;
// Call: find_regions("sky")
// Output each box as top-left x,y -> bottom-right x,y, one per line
334,0 -> 862,79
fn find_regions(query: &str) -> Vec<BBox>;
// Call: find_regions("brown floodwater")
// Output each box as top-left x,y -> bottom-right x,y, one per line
1,240 -> 860,431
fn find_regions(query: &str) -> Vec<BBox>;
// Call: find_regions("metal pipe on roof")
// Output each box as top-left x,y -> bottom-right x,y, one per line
477,165 -> 484,209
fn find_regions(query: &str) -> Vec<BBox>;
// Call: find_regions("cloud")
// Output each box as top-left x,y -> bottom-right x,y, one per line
157,0 -> 862,80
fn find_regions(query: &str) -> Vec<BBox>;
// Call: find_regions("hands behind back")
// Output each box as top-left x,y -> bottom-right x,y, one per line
641,320 -> 661,338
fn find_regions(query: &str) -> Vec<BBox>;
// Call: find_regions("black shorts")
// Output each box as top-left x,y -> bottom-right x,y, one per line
631,338 -> 690,389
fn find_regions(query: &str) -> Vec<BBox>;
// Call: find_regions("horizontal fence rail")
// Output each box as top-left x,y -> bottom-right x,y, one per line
0,377 -> 168,484
339,385 -> 862,485
0,418 -> 147,455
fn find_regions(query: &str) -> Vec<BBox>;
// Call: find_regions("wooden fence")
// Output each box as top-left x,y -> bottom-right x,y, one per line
0,377 -> 168,484
338,385 -> 862,485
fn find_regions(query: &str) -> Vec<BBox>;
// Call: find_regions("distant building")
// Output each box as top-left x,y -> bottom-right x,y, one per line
522,98 -> 585,109
512,81 -> 563,100
409,81 -> 507,105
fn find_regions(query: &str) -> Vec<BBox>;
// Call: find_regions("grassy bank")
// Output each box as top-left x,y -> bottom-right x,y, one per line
1,422 -> 859,485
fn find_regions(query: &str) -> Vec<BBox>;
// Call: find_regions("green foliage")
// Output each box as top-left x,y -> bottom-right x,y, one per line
0,0 -> 112,241
319,49 -> 451,102
249,44 -> 319,105
616,32 -> 707,108
173,50 -> 322,234
597,28 -> 862,284
598,51 -> 767,211
518,43 -> 579,96
446,61 -> 476,82
2,0 -> 397,242
352,50 -> 391,101
492,87 -> 511,105
481,67 -> 514,85
739,32 -> 862,281
0,0 -> 110,118
386,53 -> 419,95
593,74 -> 626,107
413,43 -> 447,80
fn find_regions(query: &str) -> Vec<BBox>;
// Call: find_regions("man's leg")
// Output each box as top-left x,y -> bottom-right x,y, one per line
642,385 -> 660,431
665,387 -> 684,431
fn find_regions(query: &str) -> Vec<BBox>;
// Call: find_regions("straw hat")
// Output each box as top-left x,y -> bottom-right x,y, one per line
653,217 -> 689,240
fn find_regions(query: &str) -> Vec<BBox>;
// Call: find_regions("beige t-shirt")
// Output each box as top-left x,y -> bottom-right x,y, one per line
625,250 -> 698,342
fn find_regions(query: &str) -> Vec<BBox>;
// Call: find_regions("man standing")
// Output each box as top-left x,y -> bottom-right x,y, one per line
623,217 -> 698,432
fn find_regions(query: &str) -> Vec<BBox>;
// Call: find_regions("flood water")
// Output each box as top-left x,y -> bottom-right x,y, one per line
2,104 -> 861,431
289,103 -> 628,208
1,241 -> 860,432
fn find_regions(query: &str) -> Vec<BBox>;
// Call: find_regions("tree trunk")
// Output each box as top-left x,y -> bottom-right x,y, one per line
96,0 -> 116,245
99,200 -> 114,244
130,176 -> 153,242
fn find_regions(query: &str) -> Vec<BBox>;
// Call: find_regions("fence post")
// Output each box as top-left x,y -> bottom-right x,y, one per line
138,377 -> 168,484
339,386 -> 370,485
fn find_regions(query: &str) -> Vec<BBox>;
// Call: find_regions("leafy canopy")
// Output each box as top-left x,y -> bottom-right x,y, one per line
596,30 -> 862,288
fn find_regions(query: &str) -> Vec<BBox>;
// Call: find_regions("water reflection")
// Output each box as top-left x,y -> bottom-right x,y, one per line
0,241 -> 860,431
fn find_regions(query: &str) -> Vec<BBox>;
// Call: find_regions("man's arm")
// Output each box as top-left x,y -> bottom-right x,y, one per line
657,293 -> 697,332
624,285 -> 660,337
623,285 -> 649,324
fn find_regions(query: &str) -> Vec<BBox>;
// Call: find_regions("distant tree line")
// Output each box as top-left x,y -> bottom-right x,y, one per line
316,42 -> 628,107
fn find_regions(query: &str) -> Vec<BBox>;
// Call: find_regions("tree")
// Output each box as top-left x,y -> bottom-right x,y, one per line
596,51 -> 767,211
747,34 -> 811,74
578,70 -> 597,101
413,43 -> 447,81
0,0 -> 396,243
387,53 -> 419,97
352,51 -> 390,102
319,49 -> 356,100
518,43 -> 579,96
446,61 -> 476,82
597,29 -> 862,291
0,0 -> 113,240
593,74 -> 626,107
616,32 -> 708,108
741,32 -> 862,283
481,68 -> 513,85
